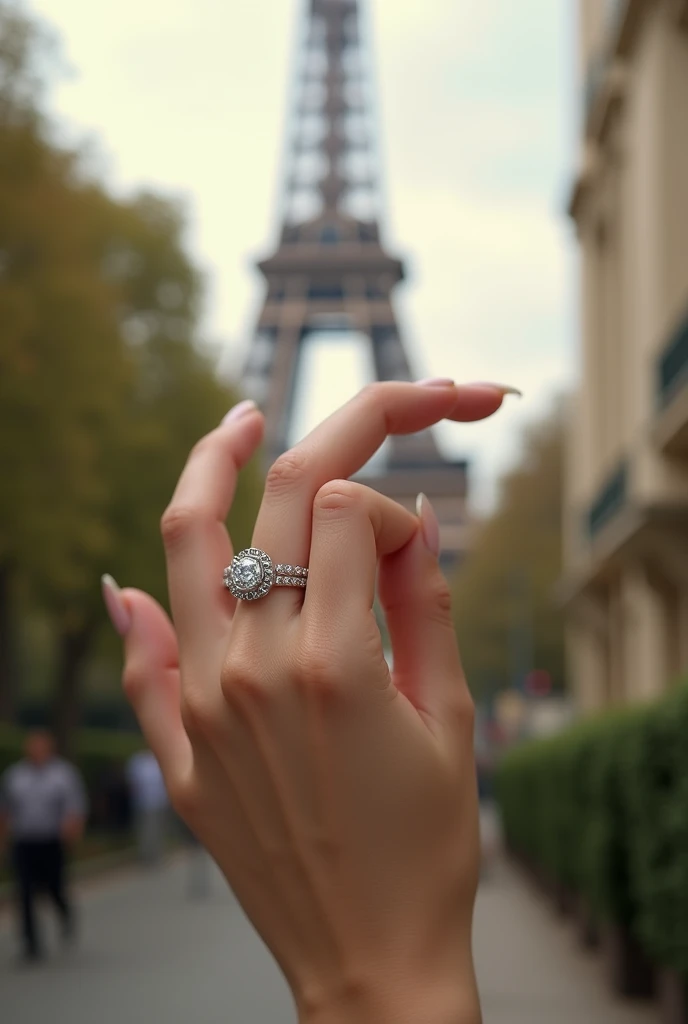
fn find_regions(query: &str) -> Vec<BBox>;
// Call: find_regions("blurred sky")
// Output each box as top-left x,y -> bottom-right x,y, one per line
32,0 -> 578,509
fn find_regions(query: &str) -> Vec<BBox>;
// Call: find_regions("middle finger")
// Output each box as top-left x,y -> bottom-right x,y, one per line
243,381 -> 504,618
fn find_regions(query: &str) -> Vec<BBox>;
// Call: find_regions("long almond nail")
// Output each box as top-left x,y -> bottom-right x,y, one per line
101,574 -> 131,636
415,377 -> 455,388
470,382 -> 523,397
222,399 -> 257,425
416,493 -> 440,557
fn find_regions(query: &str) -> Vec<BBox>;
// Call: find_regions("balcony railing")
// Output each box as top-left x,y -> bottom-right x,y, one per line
584,54 -> 606,120
583,1 -> 637,123
588,461 -> 628,538
658,307 -> 688,408
604,0 -> 628,42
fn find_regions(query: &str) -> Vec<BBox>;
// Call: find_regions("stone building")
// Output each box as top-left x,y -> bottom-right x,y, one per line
564,0 -> 688,709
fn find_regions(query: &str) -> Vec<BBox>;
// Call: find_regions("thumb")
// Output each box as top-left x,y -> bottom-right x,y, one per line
102,576 -> 191,784
377,495 -> 472,731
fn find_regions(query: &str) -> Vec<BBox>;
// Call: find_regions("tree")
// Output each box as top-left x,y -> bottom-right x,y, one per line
452,403 -> 566,702
40,192 -> 262,752
0,3 -> 263,742
0,5 -> 130,716
0,0 -> 57,129
0,1 -> 49,716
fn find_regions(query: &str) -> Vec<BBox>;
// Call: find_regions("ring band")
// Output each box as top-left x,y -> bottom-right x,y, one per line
274,565 -> 309,588
223,548 -> 308,602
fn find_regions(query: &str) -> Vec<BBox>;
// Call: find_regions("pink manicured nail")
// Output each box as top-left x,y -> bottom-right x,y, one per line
222,399 -> 257,425
101,574 -> 131,636
416,493 -> 440,557
469,382 -> 523,397
415,377 -> 455,388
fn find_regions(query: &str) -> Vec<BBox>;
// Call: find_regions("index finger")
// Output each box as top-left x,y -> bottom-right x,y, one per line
161,406 -> 265,660
245,381 -> 508,612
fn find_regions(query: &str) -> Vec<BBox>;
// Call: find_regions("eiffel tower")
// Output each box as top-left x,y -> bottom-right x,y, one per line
242,0 -> 468,574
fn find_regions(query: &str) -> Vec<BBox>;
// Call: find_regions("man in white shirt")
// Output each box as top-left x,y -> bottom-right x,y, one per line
0,730 -> 87,963
126,748 -> 168,865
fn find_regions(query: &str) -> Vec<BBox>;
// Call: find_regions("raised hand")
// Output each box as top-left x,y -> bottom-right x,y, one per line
103,380 -> 514,1024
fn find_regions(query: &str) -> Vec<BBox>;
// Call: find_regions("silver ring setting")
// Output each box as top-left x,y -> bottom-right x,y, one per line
223,548 -> 308,601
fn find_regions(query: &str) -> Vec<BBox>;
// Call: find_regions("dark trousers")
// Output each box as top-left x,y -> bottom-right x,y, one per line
12,839 -> 72,956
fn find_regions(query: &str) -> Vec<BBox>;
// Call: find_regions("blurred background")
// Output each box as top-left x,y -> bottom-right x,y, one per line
0,0 -> 687,1022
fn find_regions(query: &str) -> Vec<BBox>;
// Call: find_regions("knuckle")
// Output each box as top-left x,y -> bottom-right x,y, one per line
165,771 -> 198,821
296,640 -> 347,702
160,504 -> 200,548
359,381 -> 383,404
264,449 -> 309,499
313,479 -> 360,516
220,657 -> 268,707
180,692 -> 217,738
447,688 -> 476,733
189,432 -> 215,461
355,382 -> 393,434
122,663 -> 147,706
426,576 -> 454,626
357,381 -> 391,418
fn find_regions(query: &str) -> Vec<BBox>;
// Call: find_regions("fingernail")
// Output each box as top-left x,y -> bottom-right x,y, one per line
415,377 -> 455,388
470,382 -> 523,397
416,493 -> 440,557
101,574 -> 131,636
222,399 -> 257,425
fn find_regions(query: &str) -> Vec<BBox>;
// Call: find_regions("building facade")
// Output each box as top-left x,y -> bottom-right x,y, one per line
565,0 -> 688,710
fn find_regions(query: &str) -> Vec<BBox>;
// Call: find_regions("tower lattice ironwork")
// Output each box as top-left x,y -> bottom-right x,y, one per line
242,0 -> 469,573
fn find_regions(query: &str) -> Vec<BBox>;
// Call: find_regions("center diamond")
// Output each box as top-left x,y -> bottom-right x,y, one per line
232,556 -> 262,591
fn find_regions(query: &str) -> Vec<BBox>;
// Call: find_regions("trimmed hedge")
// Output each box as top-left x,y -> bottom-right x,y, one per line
624,691 -> 688,975
498,718 -> 610,896
581,707 -> 645,931
496,684 -> 688,978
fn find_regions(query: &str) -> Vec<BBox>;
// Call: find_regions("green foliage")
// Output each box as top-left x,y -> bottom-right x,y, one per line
0,0 -> 58,129
497,685 -> 688,975
497,720 -> 606,891
496,736 -> 554,865
581,707 -> 646,930
623,690 -> 688,975
452,404 -> 566,699
0,0 -> 264,738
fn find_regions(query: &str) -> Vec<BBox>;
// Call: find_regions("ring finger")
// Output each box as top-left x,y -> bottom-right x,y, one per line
241,381 -> 506,622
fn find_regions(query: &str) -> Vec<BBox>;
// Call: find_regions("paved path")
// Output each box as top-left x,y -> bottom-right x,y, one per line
474,860 -> 657,1023
0,854 -> 658,1023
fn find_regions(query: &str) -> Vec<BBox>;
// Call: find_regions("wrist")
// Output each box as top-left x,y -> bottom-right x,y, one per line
296,963 -> 481,1024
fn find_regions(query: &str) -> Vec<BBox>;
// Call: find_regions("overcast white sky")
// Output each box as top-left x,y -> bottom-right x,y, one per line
32,0 -> 579,509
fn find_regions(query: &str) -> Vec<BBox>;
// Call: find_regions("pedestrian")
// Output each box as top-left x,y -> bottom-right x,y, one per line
0,729 -> 87,964
126,748 -> 168,865
102,381 -> 514,1021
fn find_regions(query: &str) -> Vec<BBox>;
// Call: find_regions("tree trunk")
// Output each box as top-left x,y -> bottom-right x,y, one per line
0,558 -> 19,722
601,923 -> 655,999
52,617 -> 97,757
658,968 -> 688,1024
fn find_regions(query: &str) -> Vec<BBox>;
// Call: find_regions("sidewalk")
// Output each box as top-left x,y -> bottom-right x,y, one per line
474,858 -> 658,1024
0,849 -> 660,1023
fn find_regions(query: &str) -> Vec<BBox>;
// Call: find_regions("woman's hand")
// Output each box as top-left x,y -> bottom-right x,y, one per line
103,380 -> 512,1024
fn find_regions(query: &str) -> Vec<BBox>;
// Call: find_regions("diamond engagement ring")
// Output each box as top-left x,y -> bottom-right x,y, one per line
223,548 -> 308,601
